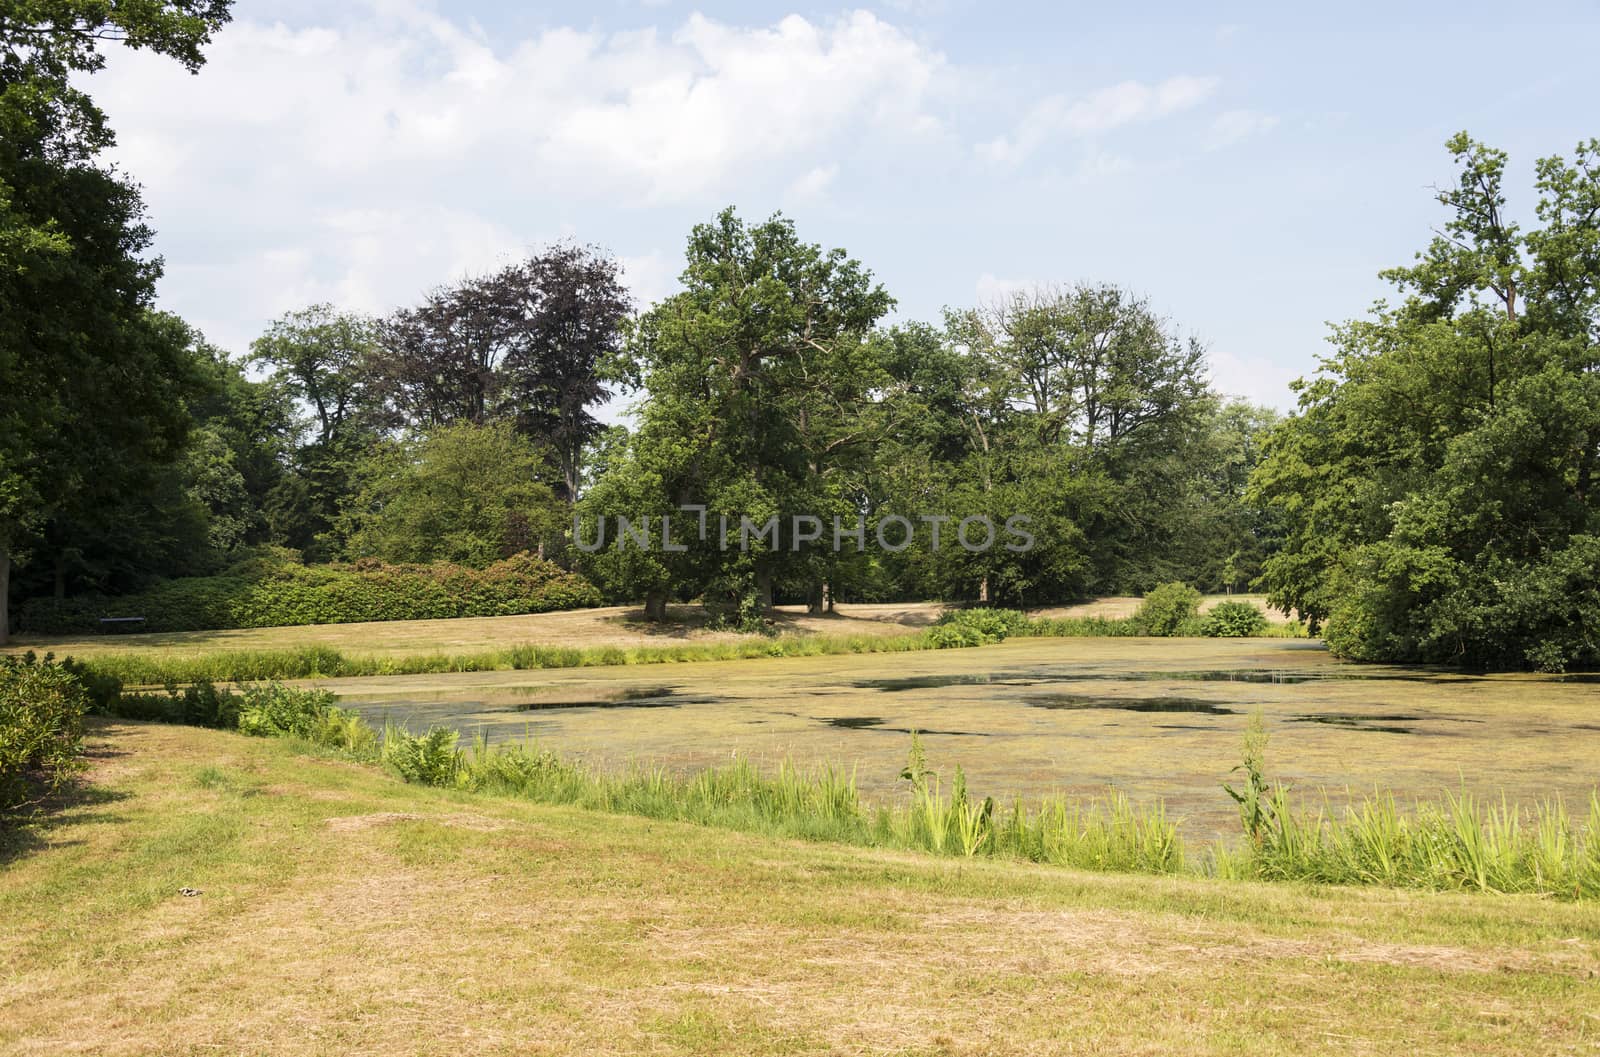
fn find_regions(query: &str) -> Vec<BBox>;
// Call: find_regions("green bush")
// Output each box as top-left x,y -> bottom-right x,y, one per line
930,608 -> 1032,647
19,553 -> 603,634
1200,600 -> 1270,637
0,655 -> 89,815
235,683 -> 371,754
382,725 -> 464,787
114,680 -> 242,728
1134,582 -> 1202,636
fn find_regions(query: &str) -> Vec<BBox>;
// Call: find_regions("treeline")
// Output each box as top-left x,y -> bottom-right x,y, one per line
3,214 -> 1280,631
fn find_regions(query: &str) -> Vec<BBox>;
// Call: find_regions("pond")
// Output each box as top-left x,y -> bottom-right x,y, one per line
318,637 -> 1600,838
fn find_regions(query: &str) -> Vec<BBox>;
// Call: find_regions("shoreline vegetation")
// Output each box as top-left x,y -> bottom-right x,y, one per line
63,604 -> 1307,688
96,680 -> 1600,902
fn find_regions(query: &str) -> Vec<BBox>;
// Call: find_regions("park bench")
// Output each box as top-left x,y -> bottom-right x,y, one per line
98,616 -> 147,633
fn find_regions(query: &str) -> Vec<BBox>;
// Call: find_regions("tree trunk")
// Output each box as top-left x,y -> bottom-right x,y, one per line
806,580 -> 826,615
54,552 -> 66,600
644,589 -> 668,622
979,575 -> 990,604
755,569 -> 773,611
0,546 -> 10,647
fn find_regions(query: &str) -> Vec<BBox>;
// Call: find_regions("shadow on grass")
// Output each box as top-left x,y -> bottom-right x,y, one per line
0,740 -> 133,868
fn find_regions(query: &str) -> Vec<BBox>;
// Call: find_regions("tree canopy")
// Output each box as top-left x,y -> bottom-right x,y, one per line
1251,134 -> 1600,670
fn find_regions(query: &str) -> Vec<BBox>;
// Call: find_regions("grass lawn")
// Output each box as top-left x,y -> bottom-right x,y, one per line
2,720 -> 1596,1055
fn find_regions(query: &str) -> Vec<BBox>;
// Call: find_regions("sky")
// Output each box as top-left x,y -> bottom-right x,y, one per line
91,0 -> 1600,410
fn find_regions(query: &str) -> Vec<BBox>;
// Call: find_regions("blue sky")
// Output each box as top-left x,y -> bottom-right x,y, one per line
94,0 -> 1600,408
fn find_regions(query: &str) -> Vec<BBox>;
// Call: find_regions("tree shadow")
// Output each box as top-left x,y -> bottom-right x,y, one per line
0,743 -> 133,868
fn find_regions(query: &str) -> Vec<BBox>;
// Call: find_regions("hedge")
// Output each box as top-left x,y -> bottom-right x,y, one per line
19,554 -> 604,634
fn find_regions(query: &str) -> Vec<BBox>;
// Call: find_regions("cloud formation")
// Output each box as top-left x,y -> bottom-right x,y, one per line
976,75 -> 1220,165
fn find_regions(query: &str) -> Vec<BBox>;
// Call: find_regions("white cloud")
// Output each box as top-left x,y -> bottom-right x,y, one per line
1206,108 -> 1279,150
977,75 -> 1219,165
618,250 -> 679,308
92,3 -> 947,351
785,163 -> 840,202
1206,346 -> 1301,409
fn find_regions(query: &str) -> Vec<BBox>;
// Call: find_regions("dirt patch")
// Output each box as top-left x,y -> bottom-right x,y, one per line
324,812 -> 505,833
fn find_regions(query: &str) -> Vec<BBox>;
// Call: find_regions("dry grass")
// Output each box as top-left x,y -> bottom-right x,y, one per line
1,602 -> 942,662
1032,593 -> 1286,621
2,721 -> 1597,1055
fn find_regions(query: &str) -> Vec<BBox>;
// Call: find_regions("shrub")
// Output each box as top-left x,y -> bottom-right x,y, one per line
931,608 -> 1031,647
0,655 -> 89,816
382,725 -> 464,787
235,683 -> 363,749
1200,600 -> 1270,637
114,680 -> 242,728
19,553 -> 603,634
1134,582 -> 1202,636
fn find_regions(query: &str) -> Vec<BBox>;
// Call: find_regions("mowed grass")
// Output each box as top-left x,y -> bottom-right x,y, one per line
2,721 -> 1597,1056
0,602 -> 947,663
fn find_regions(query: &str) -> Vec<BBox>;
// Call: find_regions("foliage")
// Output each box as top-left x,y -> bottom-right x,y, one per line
381,724 -> 463,787
114,679 -> 240,728
1200,600 -> 1270,638
0,653 -> 87,815
20,553 -> 602,634
1252,134 -> 1600,670
1133,582 -> 1202,636
0,2 -> 232,645
340,422 -> 565,568
368,244 -> 629,500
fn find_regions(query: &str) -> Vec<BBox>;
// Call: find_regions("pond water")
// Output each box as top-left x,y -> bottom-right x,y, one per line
319,637 -> 1600,838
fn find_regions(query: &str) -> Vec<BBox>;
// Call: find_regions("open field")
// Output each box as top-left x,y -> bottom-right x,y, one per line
0,596 -> 1287,663
2,720 -> 1597,1056
321,637 -> 1600,840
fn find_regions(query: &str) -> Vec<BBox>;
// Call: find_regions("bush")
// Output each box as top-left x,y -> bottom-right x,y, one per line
382,725 -> 463,787
1134,582 -> 1202,636
0,655 -> 89,815
19,553 -> 603,634
932,608 -> 1031,647
1200,600 -> 1270,637
235,684 -> 370,754
114,680 -> 242,728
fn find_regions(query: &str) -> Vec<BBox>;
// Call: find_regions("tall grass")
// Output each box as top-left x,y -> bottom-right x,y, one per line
1213,712 -> 1600,898
85,630 -> 968,687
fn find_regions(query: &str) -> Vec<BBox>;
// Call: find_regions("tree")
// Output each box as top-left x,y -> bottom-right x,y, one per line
925,285 -> 1216,601
589,208 -> 892,620
341,422 -> 564,568
249,305 -> 381,558
368,245 -> 628,500
0,1 -> 232,642
1252,134 -> 1600,670
500,244 -> 630,501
